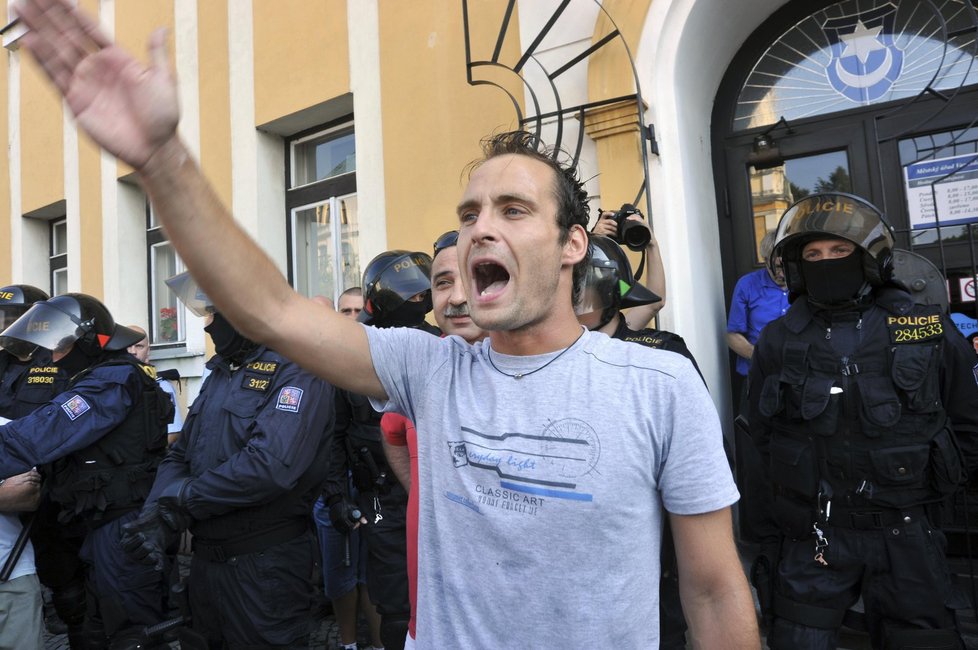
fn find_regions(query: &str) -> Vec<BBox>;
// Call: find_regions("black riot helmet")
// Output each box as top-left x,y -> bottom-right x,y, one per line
0,285 -> 50,358
575,235 -> 661,328
772,193 -> 895,295
358,250 -> 433,326
0,293 -> 143,357
0,285 -> 49,328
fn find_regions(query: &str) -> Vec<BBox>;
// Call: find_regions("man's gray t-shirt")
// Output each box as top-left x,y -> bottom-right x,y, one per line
366,326 -> 738,648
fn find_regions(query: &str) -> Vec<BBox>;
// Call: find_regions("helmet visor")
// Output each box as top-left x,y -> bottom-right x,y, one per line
575,264 -> 617,316
165,271 -> 214,317
0,305 -> 30,331
0,302 -> 82,354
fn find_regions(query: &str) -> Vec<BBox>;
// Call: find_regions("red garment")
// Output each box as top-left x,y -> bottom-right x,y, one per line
381,412 -> 418,640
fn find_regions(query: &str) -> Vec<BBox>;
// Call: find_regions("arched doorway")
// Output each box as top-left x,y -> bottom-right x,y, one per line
713,0 -> 978,351
711,0 -> 978,553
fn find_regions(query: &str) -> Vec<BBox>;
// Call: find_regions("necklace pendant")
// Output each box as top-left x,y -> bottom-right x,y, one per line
514,373 -> 523,380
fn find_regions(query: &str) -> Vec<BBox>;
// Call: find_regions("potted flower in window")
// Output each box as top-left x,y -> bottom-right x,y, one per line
159,307 -> 179,342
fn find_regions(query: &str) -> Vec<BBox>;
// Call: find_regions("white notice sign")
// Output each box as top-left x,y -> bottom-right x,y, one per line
904,153 -> 978,230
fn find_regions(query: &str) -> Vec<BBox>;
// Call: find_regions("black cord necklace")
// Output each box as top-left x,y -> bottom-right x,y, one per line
486,327 -> 586,380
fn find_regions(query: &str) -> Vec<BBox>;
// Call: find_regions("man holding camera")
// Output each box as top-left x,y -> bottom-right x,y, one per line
590,205 -> 666,328
14,4 -> 759,645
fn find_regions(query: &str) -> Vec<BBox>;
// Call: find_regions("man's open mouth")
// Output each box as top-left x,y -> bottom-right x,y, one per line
474,262 -> 510,298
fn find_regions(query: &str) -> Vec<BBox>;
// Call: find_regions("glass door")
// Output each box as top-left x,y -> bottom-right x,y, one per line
720,117 -> 874,287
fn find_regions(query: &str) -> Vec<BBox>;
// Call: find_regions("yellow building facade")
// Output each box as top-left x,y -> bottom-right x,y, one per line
0,0 -> 656,402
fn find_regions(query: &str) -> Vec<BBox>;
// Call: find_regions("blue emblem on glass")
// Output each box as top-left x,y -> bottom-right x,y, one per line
823,4 -> 903,103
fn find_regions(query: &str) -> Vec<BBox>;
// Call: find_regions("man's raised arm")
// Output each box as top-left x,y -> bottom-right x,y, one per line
15,0 -> 384,399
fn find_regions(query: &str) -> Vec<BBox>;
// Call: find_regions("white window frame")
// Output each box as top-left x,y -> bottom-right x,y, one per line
147,204 -> 186,347
289,121 -> 356,190
286,119 -> 358,303
50,218 -> 67,296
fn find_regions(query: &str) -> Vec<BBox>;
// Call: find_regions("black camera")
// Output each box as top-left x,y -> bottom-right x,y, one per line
606,203 -> 651,252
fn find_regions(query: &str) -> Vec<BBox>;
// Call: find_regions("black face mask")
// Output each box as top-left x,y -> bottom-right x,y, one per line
377,299 -> 431,329
205,313 -> 254,364
55,344 -> 97,377
800,251 -> 867,307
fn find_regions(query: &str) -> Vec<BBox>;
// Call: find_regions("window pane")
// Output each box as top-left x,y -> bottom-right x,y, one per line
339,194 -> 360,291
292,128 -> 356,187
749,150 -> 851,261
52,220 -> 67,256
293,201 -> 334,298
52,267 -> 67,296
735,1 -> 978,130
151,242 -> 183,343
900,126 -> 978,244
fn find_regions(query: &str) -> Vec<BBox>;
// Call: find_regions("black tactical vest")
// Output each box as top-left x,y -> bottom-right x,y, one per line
758,299 -> 963,519
48,358 -> 173,524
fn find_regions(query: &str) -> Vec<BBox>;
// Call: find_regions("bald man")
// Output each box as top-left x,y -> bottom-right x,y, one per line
127,326 -> 183,444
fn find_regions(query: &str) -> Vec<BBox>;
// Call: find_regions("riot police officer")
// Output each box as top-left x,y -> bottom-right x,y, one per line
121,273 -> 336,649
324,250 -> 438,650
576,234 -> 698,369
575,234 -> 698,649
749,193 -> 978,649
0,284 -> 64,649
0,285 -> 68,418
0,293 -> 174,648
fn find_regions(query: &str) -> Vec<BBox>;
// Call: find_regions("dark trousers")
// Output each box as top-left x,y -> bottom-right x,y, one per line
770,517 -> 962,649
31,497 -> 88,638
189,530 -> 317,649
79,511 -> 168,640
361,487 -> 410,650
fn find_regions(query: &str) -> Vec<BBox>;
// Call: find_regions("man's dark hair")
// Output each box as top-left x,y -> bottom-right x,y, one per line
340,286 -> 362,298
475,131 -> 592,302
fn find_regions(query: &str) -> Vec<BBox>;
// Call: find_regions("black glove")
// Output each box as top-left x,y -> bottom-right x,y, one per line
157,477 -> 194,532
120,508 -> 174,572
328,498 -> 362,534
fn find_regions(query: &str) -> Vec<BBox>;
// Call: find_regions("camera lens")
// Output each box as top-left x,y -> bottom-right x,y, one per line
619,220 -> 651,251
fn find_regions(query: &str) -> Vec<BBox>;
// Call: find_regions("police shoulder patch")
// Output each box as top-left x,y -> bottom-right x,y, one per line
276,386 -> 303,413
61,395 -> 91,421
